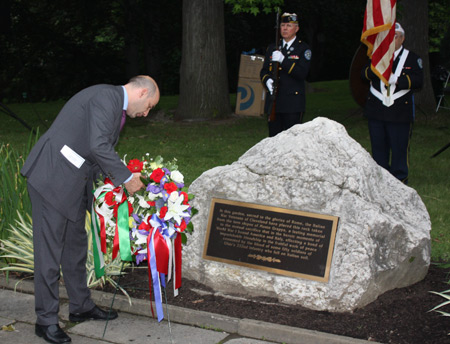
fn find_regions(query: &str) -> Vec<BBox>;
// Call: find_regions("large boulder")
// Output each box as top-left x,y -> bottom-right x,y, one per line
183,117 -> 431,312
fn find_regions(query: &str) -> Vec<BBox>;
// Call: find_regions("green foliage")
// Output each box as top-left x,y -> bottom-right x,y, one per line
429,289 -> 450,318
0,212 -> 34,274
2,0 -> 127,101
429,262 -> 450,322
225,0 -> 284,15
429,0 -> 450,52
0,132 -> 36,241
0,210 -> 131,301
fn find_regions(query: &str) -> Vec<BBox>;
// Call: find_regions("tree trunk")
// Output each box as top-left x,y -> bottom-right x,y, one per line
399,0 -> 436,113
176,0 -> 231,120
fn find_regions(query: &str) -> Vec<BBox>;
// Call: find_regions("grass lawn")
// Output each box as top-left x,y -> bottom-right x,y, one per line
1,80 -> 449,261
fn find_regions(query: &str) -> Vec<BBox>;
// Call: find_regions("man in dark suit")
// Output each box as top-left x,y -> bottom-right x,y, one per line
21,75 -> 160,343
362,23 -> 423,184
260,12 -> 311,137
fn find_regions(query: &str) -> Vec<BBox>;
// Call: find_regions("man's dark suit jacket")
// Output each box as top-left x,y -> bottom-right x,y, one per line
21,84 -> 131,222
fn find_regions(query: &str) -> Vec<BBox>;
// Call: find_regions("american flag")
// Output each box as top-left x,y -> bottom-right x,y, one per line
361,0 -> 396,85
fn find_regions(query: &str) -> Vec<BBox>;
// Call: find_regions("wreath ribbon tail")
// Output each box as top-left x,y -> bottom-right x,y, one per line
93,187 -> 113,254
166,236 -> 173,283
98,212 -> 107,254
146,234 -> 155,320
148,229 -> 164,322
174,232 -> 182,293
112,225 -> 119,260
117,201 -> 132,262
90,202 -> 105,278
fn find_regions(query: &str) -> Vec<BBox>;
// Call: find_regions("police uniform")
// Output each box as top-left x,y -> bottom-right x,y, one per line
362,38 -> 423,183
260,14 -> 311,137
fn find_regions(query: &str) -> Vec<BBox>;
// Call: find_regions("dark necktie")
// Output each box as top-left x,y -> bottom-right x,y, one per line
120,110 -> 126,131
283,43 -> 288,54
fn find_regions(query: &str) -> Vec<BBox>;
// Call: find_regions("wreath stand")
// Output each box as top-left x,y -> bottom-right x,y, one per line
101,261 -> 175,343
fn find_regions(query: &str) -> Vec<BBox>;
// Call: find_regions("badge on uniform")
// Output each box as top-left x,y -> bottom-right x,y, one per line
288,55 -> 300,59
417,58 -> 423,69
304,49 -> 312,61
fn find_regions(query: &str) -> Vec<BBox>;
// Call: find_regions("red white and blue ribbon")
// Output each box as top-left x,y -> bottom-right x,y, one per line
144,214 -> 182,322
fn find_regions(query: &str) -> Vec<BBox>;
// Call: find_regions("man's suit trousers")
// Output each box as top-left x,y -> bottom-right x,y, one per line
28,185 -> 95,325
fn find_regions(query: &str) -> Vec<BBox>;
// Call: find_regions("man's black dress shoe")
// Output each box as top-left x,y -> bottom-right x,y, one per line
69,305 -> 118,322
35,324 -> 71,343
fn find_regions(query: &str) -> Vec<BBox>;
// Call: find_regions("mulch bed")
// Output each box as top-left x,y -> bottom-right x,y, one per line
102,263 -> 450,344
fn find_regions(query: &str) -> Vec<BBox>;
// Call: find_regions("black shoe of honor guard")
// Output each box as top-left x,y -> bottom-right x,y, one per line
69,305 -> 118,322
35,324 -> 71,343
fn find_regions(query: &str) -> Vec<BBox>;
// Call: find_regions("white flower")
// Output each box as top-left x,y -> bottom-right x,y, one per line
150,161 -> 163,170
133,230 -> 148,246
136,194 -> 150,208
170,170 -> 184,184
168,191 -> 179,202
164,194 -> 190,225
147,191 -> 161,201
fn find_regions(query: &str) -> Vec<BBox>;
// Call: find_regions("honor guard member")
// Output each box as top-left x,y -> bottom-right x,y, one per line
362,22 -> 423,184
260,12 -> 312,137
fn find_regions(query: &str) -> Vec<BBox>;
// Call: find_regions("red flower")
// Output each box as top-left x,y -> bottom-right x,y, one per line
127,201 -> 133,214
164,182 -> 177,194
104,178 -> 114,186
138,221 -> 152,232
127,159 -> 144,173
175,219 -> 187,232
179,191 -> 189,205
147,201 -> 155,207
159,206 -> 168,219
104,191 -> 115,206
150,168 -> 165,183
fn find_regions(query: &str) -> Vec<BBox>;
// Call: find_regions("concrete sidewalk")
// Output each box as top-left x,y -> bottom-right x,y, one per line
0,276 -> 381,344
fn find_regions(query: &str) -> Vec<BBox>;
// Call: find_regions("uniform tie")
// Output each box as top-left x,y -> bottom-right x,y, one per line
120,110 -> 126,131
283,43 -> 288,54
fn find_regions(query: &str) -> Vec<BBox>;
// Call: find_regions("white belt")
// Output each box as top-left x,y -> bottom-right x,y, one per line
370,48 -> 410,107
370,86 -> 410,107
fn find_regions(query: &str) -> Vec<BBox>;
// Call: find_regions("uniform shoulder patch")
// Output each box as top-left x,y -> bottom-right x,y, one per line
417,58 -> 423,69
304,49 -> 312,61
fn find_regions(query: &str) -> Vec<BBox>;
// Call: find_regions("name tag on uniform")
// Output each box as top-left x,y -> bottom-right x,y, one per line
60,145 -> 85,169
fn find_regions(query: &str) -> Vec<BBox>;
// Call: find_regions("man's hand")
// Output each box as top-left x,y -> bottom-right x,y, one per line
124,173 -> 145,195
266,78 -> 274,95
272,50 -> 285,63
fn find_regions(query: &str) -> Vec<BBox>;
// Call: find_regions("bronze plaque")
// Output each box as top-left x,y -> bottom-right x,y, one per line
203,198 -> 339,282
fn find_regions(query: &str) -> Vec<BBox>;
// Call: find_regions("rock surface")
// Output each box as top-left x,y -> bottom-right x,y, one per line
183,117 -> 431,312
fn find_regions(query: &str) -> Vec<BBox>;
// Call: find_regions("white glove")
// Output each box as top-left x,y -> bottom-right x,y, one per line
388,74 -> 398,85
266,78 -> 274,95
272,50 -> 285,63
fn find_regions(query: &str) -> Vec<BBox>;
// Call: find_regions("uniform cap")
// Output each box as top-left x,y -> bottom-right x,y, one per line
395,22 -> 405,35
281,13 -> 298,24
